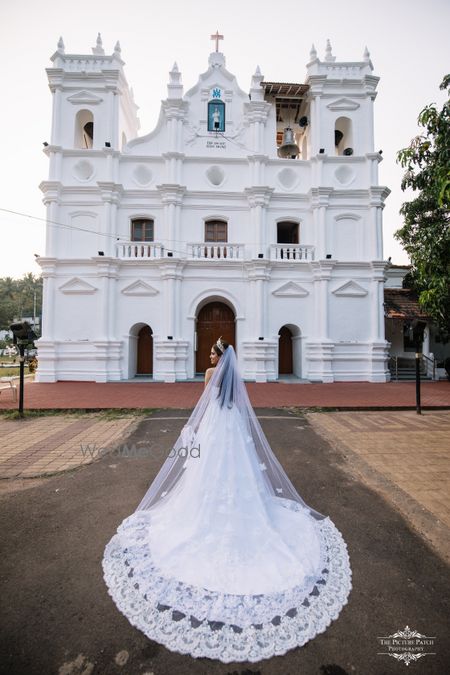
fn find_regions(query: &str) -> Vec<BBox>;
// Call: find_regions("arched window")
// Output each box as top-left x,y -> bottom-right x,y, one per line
74,109 -> 94,149
205,219 -> 227,242
207,100 -> 225,132
335,116 -> 353,156
277,221 -> 299,244
131,218 -> 154,242
121,132 -> 127,150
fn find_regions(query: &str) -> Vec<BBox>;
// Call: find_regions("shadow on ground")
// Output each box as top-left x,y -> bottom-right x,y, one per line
0,409 -> 449,674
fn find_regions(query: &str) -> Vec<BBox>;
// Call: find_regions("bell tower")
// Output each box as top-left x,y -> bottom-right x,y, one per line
305,40 -> 378,158
46,34 -> 139,152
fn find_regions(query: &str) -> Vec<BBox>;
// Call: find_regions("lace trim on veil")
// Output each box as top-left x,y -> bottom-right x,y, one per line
102,505 -> 352,662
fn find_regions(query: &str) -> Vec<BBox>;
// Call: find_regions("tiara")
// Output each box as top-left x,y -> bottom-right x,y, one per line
215,336 -> 225,353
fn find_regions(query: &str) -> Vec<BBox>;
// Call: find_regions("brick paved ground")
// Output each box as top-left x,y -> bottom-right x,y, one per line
0,379 -> 448,410
307,410 -> 450,563
1,409 -> 449,674
0,414 -> 138,482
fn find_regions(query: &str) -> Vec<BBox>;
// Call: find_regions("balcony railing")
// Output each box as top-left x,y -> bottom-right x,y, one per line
116,241 -> 315,261
188,242 -> 245,260
116,241 -> 165,259
270,244 -> 315,261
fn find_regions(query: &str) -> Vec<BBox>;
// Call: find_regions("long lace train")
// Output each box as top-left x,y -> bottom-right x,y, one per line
102,385 -> 352,661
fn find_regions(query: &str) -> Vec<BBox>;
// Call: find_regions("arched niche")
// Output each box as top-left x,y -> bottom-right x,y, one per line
74,109 -> 94,149
335,116 -> 353,156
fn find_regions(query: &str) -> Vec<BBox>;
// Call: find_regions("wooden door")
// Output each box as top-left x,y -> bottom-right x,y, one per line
137,325 -> 153,374
278,326 -> 293,374
196,302 -> 235,373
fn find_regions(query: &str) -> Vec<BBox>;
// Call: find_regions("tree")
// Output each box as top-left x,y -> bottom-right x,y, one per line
0,274 -> 43,332
395,74 -> 450,340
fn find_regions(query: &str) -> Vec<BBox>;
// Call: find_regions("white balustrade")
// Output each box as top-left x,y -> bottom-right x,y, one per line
188,242 -> 244,260
270,244 -> 315,261
116,241 -> 165,259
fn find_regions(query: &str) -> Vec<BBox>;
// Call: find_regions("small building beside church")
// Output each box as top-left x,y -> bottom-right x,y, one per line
36,34 -> 391,382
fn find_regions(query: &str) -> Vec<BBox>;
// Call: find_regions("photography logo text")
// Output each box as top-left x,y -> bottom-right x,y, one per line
377,625 -> 436,666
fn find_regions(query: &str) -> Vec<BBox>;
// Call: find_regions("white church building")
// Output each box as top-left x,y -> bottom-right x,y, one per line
36,34 -> 391,383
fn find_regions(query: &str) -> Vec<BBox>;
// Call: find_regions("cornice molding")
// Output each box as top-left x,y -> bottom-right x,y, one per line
331,280 -> 368,297
272,281 -> 309,297
58,276 -> 98,294
121,279 -> 159,296
66,90 -> 104,105
244,186 -> 274,207
326,97 -> 360,111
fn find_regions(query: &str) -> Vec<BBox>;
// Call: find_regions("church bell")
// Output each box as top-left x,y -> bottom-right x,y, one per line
278,127 -> 300,159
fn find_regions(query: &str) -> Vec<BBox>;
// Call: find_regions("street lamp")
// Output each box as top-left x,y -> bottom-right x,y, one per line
410,319 -> 427,415
9,321 -> 37,417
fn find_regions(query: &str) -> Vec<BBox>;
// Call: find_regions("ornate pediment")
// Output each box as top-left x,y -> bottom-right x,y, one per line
272,281 -> 309,297
58,277 -> 98,294
332,280 -> 367,297
121,280 -> 159,296
327,97 -> 360,111
67,90 -> 103,105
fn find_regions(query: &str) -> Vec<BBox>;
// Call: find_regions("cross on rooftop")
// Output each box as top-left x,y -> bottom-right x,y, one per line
210,30 -> 224,52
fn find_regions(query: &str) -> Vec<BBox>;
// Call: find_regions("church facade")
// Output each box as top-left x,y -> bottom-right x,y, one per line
36,35 -> 391,383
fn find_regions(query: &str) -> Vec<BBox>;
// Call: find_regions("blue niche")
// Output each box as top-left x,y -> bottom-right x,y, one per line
207,99 -> 225,132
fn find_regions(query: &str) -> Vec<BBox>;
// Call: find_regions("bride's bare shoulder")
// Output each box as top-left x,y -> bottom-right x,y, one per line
204,367 -> 215,385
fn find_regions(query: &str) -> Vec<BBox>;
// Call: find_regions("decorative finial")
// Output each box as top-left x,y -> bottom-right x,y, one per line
57,36 -> 65,54
113,40 -> 121,56
210,30 -> 224,53
167,62 -> 183,99
310,43 -> 317,61
325,39 -> 335,62
250,64 -> 264,100
363,45 -> 370,62
169,62 -> 181,84
92,32 -> 105,55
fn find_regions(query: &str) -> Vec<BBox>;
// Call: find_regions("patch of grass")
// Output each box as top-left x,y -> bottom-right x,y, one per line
0,408 -> 85,420
0,407 -> 162,421
0,367 -> 31,377
285,406 -> 341,415
97,408 -> 160,420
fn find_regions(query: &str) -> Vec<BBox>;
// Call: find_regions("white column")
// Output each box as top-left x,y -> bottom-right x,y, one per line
377,280 -> 385,340
370,205 -> 378,260
371,279 -> 383,341
46,199 -> 59,257
41,266 -> 56,340
319,278 -> 329,339
108,272 -> 117,339
318,206 -> 326,259
97,266 -> 110,341
376,207 -> 383,260
50,88 -> 62,145
256,278 -> 264,336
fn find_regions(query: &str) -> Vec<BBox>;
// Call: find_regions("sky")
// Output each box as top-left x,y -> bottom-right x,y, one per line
0,0 -> 449,279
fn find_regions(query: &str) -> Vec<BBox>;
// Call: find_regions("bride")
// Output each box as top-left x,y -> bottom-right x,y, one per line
102,337 -> 352,662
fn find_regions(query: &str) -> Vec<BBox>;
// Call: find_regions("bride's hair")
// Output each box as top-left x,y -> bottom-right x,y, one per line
212,337 -> 229,357
211,338 -> 233,408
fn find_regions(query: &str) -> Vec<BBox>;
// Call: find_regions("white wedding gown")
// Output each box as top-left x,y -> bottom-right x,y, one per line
103,383 -> 352,662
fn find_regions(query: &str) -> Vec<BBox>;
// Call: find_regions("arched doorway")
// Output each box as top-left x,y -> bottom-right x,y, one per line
195,301 -> 235,373
137,325 -> 153,375
278,326 -> 293,374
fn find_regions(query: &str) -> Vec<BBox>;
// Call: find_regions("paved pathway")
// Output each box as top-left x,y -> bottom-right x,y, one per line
307,410 -> 450,563
0,379 -> 448,410
1,409 -> 449,674
0,414 -> 138,482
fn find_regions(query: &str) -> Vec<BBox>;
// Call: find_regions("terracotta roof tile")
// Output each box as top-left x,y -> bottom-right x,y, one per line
384,288 -> 431,320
